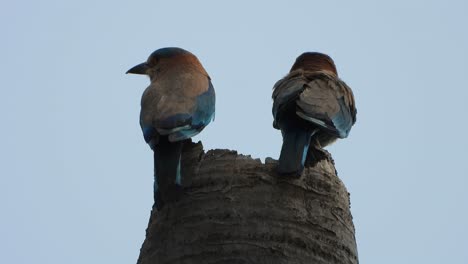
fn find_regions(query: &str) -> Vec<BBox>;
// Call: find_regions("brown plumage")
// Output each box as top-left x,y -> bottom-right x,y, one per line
272,52 -> 356,176
289,52 -> 338,75
127,47 -> 215,209
140,50 -> 210,138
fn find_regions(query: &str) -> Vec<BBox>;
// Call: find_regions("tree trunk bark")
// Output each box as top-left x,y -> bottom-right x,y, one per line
136,141 -> 358,264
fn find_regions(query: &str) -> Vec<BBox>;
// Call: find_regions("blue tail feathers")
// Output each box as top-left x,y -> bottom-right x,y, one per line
278,129 -> 314,176
153,137 -> 184,209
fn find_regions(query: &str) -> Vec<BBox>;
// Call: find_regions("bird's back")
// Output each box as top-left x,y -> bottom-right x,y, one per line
273,70 -> 356,141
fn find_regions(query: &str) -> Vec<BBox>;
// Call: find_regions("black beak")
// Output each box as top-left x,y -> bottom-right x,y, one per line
126,62 -> 149,74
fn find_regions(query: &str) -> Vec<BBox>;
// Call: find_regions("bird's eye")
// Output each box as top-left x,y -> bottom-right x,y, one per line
148,57 -> 159,67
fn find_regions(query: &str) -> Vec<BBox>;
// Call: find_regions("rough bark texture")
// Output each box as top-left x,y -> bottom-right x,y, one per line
137,141 -> 358,264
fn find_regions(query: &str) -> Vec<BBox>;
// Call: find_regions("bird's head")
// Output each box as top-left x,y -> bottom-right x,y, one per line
126,47 -> 207,80
290,52 -> 338,76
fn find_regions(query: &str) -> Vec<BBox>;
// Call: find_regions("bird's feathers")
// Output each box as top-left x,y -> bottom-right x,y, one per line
272,75 -> 305,128
128,47 -> 215,209
278,124 -> 315,175
273,53 -> 356,176
273,70 -> 356,139
153,137 -> 184,209
167,83 -> 215,142
140,69 -> 214,143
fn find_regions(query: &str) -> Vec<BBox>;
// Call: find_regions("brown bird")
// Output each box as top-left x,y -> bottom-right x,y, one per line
272,52 -> 356,176
127,47 -> 215,209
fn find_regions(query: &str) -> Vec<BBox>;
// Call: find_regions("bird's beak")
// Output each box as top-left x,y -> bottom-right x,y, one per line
126,62 -> 149,75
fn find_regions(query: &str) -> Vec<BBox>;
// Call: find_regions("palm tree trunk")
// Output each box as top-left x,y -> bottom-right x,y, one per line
137,141 -> 358,264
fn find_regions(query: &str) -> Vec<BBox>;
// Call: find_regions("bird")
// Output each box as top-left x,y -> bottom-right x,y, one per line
126,47 -> 215,209
272,52 -> 356,177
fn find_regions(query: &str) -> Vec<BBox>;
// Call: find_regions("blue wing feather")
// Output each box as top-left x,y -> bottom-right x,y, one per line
142,126 -> 157,143
192,81 -> 216,128
331,97 -> 354,138
272,81 -> 304,127
142,80 -> 215,143
168,81 -> 215,142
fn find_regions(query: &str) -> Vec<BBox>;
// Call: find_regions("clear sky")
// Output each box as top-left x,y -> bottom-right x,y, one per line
1,1 -> 467,263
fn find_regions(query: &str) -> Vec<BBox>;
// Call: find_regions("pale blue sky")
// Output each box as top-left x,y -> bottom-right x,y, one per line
1,1 -> 467,263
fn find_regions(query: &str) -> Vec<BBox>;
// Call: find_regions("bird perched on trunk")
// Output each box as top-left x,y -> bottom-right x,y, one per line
272,52 -> 356,177
127,47 -> 215,209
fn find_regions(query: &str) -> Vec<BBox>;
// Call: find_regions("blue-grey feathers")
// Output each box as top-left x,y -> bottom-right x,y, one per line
272,70 -> 356,175
331,97 -> 354,138
278,125 -> 315,175
163,81 -> 215,142
153,138 -> 183,209
129,47 -> 215,209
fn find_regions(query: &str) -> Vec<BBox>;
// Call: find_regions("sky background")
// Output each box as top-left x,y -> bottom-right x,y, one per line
1,0 -> 467,263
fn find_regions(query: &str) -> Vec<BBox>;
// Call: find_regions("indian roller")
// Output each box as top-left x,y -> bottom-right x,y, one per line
127,47 -> 215,209
272,52 -> 356,177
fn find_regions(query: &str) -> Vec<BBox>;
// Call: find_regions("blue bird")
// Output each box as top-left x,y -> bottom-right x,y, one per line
272,52 -> 356,177
127,47 -> 215,209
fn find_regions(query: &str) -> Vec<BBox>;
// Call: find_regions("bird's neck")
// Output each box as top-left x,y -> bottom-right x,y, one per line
149,64 -> 208,83
288,68 -> 336,77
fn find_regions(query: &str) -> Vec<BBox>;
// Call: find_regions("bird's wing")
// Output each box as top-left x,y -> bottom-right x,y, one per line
168,80 -> 215,142
296,72 -> 356,138
272,72 -> 308,128
140,74 -> 215,143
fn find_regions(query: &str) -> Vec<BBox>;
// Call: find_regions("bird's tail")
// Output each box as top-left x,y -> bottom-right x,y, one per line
278,129 -> 315,177
153,137 -> 184,209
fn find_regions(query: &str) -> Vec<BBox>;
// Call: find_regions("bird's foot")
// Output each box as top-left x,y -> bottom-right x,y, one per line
305,146 -> 331,168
